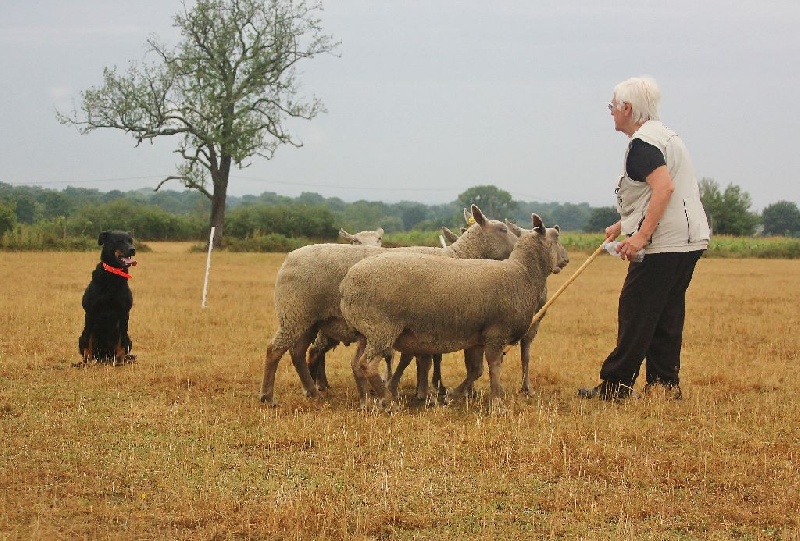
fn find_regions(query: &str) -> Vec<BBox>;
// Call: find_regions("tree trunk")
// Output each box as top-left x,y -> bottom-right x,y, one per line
209,177 -> 229,248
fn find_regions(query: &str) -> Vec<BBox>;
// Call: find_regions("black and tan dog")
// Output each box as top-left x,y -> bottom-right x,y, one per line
78,230 -> 137,365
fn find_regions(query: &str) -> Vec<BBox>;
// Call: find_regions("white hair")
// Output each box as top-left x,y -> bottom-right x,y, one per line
614,76 -> 661,124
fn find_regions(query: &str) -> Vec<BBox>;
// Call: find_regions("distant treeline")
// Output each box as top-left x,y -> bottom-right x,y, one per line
0,182 -> 598,243
3,183 -> 798,258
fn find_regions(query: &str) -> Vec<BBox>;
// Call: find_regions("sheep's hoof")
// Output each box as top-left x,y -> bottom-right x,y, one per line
519,387 -> 531,396
381,399 -> 401,414
259,395 -> 278,407
360,397 -> 400,413
424,394 -> 442,409
409,392 -> 443,408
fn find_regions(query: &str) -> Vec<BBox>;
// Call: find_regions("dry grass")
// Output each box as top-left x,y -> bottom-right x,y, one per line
1,244 -> 798,540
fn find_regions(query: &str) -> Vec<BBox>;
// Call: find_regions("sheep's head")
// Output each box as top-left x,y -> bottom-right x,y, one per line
504,219 -> 524,238
339,227 -> 384,246
453,204 -> 518,260
530,213 -> 569,275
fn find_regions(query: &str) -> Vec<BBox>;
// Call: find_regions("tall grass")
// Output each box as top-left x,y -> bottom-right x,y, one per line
1,246 -> 798,539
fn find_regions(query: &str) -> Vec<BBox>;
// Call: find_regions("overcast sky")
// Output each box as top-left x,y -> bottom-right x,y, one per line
2,1 -> 798,211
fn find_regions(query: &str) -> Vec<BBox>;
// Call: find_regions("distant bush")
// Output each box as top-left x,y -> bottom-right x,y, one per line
226,204 -> 338,240
0,201 -> 16,234
224,231 -> 306,253
68,200 -> 205,241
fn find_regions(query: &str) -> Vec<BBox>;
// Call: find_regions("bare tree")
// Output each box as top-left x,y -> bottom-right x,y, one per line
58,0 -> 338,246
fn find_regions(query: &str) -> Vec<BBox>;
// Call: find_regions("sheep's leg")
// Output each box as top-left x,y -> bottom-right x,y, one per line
362,350 -> 394,409
450,347 -> 484,399
432,353 -> 446,397
307,333 -> 336,391
485,345 -> 506,407
351,341 -> 371,406
289,333 -> 320,400
260,338 -> 289,405
414,355 -> 432,401
519,333 -> 535,395
387,352 -> 413,398
261,327 -> 318,405
383,352 -> 394,382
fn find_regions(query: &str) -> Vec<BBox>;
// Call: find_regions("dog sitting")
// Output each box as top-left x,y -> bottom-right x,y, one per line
78,230 -> 137,364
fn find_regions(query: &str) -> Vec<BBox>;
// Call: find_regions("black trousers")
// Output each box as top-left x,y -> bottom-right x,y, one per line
600,250 -> 704,387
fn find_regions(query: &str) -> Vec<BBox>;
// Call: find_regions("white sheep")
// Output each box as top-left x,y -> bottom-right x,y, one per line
313,225 -> 470,391
259,205 -> 518,405
387,217 -> 568,401
339,227 -> 384,246
339,213 -> 566,409
308,227 -> 386,389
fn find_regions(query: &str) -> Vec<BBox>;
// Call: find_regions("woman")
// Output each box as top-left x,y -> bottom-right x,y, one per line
578,76 -> 711,401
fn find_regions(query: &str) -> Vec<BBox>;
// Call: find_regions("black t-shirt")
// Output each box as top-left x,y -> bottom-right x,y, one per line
626,139 -> 666,182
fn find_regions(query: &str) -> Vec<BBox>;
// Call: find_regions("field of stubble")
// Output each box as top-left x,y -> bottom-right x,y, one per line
0,243 -> 798,540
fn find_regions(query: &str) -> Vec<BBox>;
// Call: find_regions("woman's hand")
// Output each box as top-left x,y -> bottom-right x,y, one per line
618,232 -> 647,261
604,221 -> 621,243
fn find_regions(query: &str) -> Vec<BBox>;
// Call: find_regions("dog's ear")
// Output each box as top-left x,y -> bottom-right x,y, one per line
98,231 -> 110,246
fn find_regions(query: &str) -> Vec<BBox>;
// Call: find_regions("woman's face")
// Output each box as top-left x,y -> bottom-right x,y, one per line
610,97 -> 634,136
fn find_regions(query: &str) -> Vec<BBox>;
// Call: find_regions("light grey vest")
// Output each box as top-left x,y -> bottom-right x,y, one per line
615,121 -> 710,253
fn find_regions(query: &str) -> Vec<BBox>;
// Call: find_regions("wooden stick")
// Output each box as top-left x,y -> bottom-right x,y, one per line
527,243 -> 606,330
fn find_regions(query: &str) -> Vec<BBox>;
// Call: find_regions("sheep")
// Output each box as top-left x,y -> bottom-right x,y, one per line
308,227 -> 386,389
259,204 -> 518,405
311,224 -> 468,391
306,221 -> 462,390
388,218 -> 569,400
387,212 -> 478,400
339,227 -> 384,246
338,213 -> 566,409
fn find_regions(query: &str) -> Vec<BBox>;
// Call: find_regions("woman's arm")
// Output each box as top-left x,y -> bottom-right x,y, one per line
618,165 -> 674,260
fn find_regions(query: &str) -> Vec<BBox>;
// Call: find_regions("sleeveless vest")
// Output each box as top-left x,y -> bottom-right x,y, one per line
615,121 -> 710,253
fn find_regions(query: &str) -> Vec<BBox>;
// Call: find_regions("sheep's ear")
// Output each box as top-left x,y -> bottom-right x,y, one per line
554,225 -> 560,233
339,228 -> 353,240
471,204 -> 487,226
531,213 -> 545,234
98,230 -> 110,246
376,227 -> 384,236
441,226 -> 459,243
505,219 -> 523,237
463,208 -> 471,223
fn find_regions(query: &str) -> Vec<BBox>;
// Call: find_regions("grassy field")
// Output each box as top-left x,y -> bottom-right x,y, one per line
1,243 -> 798,540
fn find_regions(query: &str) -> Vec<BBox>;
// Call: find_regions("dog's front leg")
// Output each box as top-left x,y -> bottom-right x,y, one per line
118,312 -> 135,364
78,308 -> 96,362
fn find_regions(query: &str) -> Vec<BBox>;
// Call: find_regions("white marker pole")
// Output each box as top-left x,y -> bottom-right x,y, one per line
201,227 -> 215,308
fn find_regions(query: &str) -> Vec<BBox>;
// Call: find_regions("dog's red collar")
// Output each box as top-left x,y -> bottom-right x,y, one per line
102,262 -> 132,280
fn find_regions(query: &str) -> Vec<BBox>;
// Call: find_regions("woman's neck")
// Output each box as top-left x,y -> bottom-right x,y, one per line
624,120 -> 646,138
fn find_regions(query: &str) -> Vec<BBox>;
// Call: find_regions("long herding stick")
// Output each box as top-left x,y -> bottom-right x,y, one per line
526,243 -> 606,330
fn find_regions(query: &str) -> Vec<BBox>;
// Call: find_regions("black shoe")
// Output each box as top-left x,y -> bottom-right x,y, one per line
643,382 -> 682,400
577,381 -> 635,401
